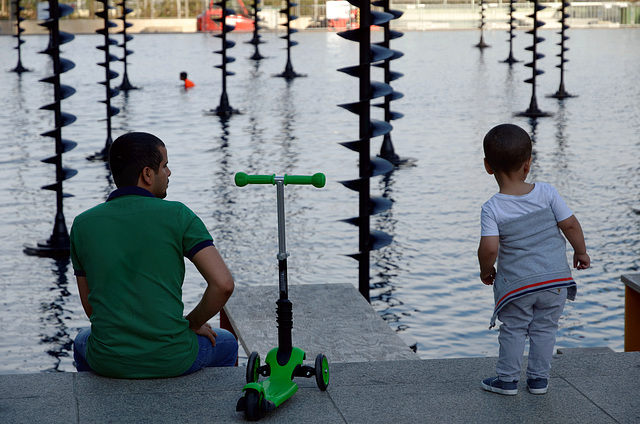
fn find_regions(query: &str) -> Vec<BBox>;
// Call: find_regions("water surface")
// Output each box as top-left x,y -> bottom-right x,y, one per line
1,28 -> 639,373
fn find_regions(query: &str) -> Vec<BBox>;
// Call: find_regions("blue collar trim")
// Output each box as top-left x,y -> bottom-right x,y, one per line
106,186 -> 156,202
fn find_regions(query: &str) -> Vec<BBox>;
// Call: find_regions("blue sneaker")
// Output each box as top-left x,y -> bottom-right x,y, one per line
527,378 -> 548,394
481,376 -> 518,395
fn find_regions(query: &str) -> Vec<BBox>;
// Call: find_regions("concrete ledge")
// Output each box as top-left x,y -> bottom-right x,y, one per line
1,352 -> 638,423
223,283 -> 419,363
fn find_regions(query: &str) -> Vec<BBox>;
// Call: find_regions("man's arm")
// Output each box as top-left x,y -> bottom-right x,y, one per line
558,215 -> 590,270
76,275 -> 92,318
478,236 -> 499,285
185,245 -> 234,344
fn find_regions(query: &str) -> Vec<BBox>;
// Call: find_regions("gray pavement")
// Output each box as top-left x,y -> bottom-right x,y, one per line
1,351 -> 638,423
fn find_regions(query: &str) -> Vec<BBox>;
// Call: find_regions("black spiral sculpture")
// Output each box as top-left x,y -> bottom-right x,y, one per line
246,0 -> 265,60
11,0 -> 30,73
275,0 -> 305,79
118,0 -> 137,90
475,0 -> 490,49
548,1 -> 576,99
337,1 -> 395,301
373,0 -> 413,167
517,0 -> 551,118
213,0 -> 239,117
502,0 -> 519,64
88,0 -> 121,161
24,0 -> 77,258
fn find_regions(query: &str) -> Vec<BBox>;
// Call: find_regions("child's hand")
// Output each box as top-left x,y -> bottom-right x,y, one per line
574,253 -> 590,270
481,267 -> 496,285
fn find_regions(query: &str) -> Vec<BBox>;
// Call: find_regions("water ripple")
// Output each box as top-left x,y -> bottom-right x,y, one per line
0,29 -> 638,372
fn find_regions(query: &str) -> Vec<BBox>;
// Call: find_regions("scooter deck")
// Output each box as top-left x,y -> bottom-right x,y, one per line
241,346 -> 305,408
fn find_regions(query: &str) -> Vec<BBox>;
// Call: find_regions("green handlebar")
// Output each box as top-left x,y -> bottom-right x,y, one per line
235,172 -> 326,188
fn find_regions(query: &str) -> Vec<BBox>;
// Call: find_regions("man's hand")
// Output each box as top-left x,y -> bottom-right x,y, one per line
191,323 -> 217,346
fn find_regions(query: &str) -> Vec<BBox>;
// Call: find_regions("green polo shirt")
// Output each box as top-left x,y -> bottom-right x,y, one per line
70,187 -> 214,378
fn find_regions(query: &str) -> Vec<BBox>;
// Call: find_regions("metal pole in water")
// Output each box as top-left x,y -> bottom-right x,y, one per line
337,1 -> 394,302
516,0 -> 552,118
475,0 -> 490,49
88,0 -> 121,161
548,1 -> 576,100
118,0 -> 138,91
213,0 -> 239,117
11,0 -> 30,74
275,0 -> 305,79
24,0 -> 77,258
246,0 -> 265,60
374,0 -> 414,167
502,0 -> 520,64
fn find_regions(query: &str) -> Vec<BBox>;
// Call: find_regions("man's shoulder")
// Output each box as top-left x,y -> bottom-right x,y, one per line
160,198 -> 196,214
73,201 -> 109,221
150,199 -> 203,225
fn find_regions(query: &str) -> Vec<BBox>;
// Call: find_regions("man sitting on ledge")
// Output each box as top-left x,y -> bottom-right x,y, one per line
71,132 -> 237,378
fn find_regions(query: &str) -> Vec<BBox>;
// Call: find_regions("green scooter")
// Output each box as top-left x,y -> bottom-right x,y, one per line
234,172 -> 330,421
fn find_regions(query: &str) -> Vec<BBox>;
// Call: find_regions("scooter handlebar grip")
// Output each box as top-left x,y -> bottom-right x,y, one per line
284,173 -> 326,188
235,172 -> 326,188
235,172 -> 274,187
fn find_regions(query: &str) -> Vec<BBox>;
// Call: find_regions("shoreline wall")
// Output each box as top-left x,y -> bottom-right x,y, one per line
1,2 -> 638,36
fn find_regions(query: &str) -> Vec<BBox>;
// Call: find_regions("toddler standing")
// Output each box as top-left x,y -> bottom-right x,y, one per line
478,124 -> 590,395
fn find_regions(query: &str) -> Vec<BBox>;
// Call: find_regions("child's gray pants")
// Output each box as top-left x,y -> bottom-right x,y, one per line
496,288 -> 568,382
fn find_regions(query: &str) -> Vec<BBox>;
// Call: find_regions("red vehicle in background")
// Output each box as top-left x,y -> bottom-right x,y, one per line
197,0 -> 255,32
326,0 -> 360,30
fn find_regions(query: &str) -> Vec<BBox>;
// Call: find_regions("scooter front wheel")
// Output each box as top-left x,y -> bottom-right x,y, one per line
315,353 -> 329,391
244,389 -> 262,421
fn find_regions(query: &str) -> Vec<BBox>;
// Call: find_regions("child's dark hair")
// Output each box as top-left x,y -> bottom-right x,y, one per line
483,124 -> 532,174
109,132 -> 165,188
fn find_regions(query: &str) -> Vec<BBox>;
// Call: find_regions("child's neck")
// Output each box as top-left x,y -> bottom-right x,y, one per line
495,173 -> 534,196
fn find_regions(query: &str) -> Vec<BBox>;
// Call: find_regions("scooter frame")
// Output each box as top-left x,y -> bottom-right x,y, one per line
234,172 -> 329,421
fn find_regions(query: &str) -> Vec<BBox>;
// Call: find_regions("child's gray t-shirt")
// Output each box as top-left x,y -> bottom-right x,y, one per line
481,182 -> 573,237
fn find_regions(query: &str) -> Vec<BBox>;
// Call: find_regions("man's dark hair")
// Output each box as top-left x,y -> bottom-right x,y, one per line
109,132 -> 165,188
483,124 -> 532,174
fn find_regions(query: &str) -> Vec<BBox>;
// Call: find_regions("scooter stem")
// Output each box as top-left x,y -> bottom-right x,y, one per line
274,177 -> 293,358
275,177 -> 289,298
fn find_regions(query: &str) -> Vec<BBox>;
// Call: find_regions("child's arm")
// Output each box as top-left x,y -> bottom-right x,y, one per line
478,236 -> 499,285
558,215 -> 591,270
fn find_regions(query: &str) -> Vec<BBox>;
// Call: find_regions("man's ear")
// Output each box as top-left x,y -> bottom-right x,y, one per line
140,166 -> 154,186
484,158 -> 494,175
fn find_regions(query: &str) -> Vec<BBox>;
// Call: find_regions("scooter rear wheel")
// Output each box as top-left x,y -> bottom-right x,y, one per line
247,351 -> 260,383
315,353 -> 329,391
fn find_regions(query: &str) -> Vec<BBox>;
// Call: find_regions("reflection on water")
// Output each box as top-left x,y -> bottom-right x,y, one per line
1,29 -> 639,373
371,172 -> 407,327
211,118 -> 235,246
39,259 -> 73,372
552,101 -> 569,172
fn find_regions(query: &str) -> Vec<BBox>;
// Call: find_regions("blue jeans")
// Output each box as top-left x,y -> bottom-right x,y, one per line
73,327 -> 238,376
